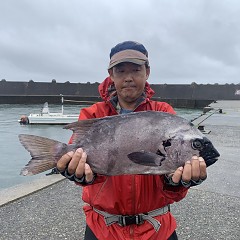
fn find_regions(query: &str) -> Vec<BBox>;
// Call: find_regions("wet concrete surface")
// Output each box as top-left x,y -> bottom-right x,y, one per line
0,180 -> 85,240
196,124 -> 240,198
0,176 -> 239,240
0,116 -> 240,239
0,175 -> 65,206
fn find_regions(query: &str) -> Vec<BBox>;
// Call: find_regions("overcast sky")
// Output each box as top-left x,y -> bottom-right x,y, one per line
0,0 -> 240,84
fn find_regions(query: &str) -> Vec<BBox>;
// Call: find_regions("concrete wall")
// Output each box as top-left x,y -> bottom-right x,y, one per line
150,83 -> 240,100
0,80 -> 99,96
1,80 -> 239,107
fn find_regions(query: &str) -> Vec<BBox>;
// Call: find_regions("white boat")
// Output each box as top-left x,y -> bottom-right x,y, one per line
19,99 -> 79,125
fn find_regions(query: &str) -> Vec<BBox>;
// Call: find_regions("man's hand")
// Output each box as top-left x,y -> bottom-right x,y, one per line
57,148 -> 95,183
170,156 -> 207,186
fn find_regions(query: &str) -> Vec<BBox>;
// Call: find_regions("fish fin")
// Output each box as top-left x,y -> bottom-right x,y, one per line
127,151 -> 164,166
64,118 -> 103,144
19,134 -> 67,176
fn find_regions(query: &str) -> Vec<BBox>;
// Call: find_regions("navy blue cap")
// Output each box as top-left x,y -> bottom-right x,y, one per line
108,41 -> 149,69
110,41 -> 148,58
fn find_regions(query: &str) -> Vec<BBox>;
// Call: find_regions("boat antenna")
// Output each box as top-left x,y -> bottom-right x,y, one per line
60,94 -> 64,114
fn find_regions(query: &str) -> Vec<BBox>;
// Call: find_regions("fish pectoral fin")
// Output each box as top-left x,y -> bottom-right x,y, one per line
127,151 -> 164,166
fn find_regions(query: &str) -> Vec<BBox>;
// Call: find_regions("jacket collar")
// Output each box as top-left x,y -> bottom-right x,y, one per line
98,76 -> 155,102
109,93 -> 148,113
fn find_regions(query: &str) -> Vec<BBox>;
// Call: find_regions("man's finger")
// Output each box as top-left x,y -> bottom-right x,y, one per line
191,156 -> 201,181
57,151 -> 74,171
171,166 -> 184,184
85,164 -> 94,183
182,161 -> 192,183
68,148 -> 83,175
199,157 -> 207,180
75,151 -> 87,178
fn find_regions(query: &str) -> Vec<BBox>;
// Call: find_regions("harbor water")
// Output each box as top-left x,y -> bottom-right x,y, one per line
0,101 -> 239,190
0,104 -> 83,190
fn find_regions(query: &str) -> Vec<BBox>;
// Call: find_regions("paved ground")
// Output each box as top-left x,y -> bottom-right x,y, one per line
0,175 -> 65,206
0,121 -> 240,240
0,179 -> 239,240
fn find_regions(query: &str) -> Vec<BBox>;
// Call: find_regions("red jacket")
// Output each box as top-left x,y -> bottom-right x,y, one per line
75,77 -> 188,240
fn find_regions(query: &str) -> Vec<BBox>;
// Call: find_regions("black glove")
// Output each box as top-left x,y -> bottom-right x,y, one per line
164,174 -> 207,188
58,167 -> 97,186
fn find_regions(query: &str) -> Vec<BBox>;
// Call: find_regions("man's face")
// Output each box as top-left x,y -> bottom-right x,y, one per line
109,62 -> 150,104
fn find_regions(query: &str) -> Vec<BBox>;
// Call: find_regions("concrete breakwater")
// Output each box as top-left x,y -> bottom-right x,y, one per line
1,80 -> 239,108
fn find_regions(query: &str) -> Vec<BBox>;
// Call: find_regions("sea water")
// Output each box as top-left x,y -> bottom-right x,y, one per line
0,101 -> 239,190
0,104 -> 83,190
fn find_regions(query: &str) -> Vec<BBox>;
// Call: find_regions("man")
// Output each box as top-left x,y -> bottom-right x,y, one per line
57,41 -> 207,240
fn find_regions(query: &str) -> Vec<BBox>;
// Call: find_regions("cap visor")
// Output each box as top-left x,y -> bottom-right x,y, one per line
108,59 -> 146,69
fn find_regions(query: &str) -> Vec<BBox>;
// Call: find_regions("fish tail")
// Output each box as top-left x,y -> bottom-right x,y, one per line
19,134 -> 68,176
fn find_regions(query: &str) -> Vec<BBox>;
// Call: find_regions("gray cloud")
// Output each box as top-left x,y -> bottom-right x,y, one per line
0,0 -> 239,84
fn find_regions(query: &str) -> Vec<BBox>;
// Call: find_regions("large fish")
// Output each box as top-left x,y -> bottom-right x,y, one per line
19,111 -> 220,176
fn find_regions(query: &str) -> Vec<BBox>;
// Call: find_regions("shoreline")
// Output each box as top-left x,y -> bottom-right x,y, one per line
0,174 -> 65,207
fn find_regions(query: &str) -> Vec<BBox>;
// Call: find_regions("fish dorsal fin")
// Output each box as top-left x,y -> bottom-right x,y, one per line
64,118 -> 103,144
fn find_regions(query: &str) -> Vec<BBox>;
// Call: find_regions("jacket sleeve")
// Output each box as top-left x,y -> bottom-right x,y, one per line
156,101 -> 176,115
78,105 -> 99,120
160,175 -> 189,202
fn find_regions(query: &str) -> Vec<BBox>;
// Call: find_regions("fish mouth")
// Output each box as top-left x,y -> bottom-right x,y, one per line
192,137 -> 220,167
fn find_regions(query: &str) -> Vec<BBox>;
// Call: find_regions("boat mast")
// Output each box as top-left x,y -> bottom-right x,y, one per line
60,94 -> 64,114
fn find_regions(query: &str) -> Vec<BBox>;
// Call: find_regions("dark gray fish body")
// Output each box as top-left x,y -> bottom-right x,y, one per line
19,111 -> 220,176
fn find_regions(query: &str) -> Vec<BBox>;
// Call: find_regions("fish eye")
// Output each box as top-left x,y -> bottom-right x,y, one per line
192,139 -> 203,150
